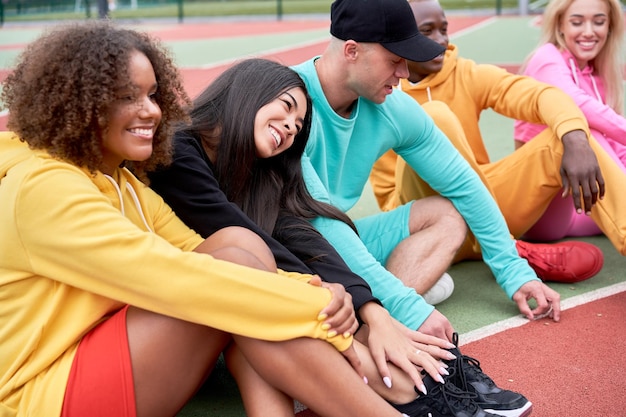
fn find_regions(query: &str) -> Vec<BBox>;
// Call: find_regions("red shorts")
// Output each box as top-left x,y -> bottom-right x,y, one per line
61,305 -> 136,417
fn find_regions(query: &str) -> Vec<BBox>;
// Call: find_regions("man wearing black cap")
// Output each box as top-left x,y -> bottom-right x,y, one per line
291,0 -> 543,415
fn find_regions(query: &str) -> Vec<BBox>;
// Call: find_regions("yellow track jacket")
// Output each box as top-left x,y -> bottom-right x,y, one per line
0,133 -> 350,417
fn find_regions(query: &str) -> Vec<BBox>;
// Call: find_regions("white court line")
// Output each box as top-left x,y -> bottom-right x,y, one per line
459,281 -> 626,346
449,16 -> 498,40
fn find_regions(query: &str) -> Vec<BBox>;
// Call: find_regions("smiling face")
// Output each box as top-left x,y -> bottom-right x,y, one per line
253,87 -> 307,159
406,0 -> 448,83
559,0 -> 610,69
100,50 -> 162,174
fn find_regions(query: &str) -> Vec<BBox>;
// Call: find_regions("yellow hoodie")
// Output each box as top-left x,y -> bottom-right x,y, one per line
0,132 -> 350,417
371,43 -> 590,210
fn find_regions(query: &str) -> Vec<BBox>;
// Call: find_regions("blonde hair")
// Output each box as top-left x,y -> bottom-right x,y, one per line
537,0 -> 624,113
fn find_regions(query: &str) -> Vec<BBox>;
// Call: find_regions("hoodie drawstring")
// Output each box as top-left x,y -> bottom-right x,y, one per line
568,57 -> 603,104
103,174 -> 153,233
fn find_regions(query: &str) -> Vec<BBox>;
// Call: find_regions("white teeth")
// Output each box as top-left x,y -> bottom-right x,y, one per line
129,128 -> 153,136
269,126 -> 282,147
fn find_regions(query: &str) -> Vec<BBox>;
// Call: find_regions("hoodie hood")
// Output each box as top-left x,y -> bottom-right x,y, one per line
0,131 -> 133,212
0,132 -> 33,181
401,44 -> 458,94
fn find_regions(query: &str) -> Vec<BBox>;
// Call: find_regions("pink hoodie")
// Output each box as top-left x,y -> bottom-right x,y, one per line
514,43 -> 626,167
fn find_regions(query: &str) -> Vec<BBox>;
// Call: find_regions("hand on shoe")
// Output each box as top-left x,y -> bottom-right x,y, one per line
391,317 -> 457,360
357,303 -> 448,393
512,280 -> 561,322
560,130 -> 605,215
416,309 -> 455,342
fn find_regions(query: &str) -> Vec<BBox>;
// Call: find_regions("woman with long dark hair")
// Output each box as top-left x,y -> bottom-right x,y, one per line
148,58 -> 480,417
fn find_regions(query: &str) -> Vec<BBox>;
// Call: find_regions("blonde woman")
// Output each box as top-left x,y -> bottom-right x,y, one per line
514,0 -> 626,241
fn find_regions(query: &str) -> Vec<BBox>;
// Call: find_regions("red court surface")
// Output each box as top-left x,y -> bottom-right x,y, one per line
297,290 -> 626,417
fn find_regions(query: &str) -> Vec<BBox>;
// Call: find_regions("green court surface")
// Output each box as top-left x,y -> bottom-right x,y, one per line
0,13 -> 623,417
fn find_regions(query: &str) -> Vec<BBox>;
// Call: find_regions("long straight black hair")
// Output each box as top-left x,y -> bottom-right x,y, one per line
177,58 -> 357,245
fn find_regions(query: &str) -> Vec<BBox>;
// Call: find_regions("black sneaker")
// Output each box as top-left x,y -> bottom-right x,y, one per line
445,333 -> 533,417
392,371 -> 501,417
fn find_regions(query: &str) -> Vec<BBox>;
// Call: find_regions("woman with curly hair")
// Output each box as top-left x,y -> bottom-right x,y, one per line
0,21 -> 408,417
514,0 -> 626,241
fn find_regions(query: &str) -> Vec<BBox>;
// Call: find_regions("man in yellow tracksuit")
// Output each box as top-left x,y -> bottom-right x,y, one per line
370,0 -> 624,276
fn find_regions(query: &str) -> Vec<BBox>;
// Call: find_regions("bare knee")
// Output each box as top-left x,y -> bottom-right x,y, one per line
194,226 -> 277,271
409,196 -> 467,242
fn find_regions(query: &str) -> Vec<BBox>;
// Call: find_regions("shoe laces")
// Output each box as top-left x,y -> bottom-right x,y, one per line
428,377 -> 482,415
449,333 -> 496,391
516,241 -> 567,273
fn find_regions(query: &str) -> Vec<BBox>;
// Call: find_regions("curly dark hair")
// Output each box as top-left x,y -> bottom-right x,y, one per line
1,20 -> 190,179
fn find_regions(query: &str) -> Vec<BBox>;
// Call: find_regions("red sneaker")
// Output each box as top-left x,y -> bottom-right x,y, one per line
515,240 -> 604,283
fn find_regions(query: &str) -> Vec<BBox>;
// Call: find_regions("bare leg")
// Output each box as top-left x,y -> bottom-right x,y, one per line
225,343 -> 294,417
198,226 -> 295,416
385,196 -> 466,294
234,336 -> 403,417
127,308 -> 231,417
128,226 -> 285,417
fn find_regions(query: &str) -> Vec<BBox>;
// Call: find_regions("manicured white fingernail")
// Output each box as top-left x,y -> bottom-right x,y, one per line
383,376 -> 392,388
440,367 -> 449,375
437,375 -> 445,384
363,376 -> 368,385
418,384 -> 427,395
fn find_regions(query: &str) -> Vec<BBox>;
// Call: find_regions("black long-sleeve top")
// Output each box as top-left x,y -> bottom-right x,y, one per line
148,131 -> 380,316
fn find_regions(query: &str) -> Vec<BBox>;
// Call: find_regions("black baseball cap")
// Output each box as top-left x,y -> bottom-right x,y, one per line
330,0 -> 445,62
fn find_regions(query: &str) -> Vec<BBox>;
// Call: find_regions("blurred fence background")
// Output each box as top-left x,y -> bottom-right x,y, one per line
0,0 -> 530,25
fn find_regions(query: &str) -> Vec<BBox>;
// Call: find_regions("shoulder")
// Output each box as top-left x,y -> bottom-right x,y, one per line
370,90 -> 435,144
530,43 -> 562,63
291,58 -> 316,81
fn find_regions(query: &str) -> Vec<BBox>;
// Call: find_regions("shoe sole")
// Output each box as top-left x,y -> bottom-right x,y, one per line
484,401 -> 532,417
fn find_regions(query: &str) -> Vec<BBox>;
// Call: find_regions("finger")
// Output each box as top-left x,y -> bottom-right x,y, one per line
409,332 -> 455,350
597,173 -> 605,200
321,291 -> 355,332
308,274 -> 322,287
512,291 -> 534,320
570,183 -> 583,213
327,313 -> 358,337
370,348 -> 393,389
546,288 -> 562,322
318,282 -> 344,319
560,169 -> 571,198
551,297 -> 562,322
414,343 -> 457,361
411,349 -> 445,390
580,181 -> 593,215
529,291 -> 550,319
341,345 -> 366,384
